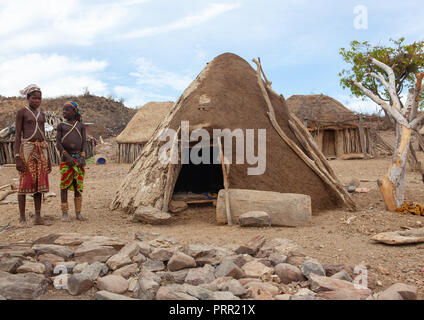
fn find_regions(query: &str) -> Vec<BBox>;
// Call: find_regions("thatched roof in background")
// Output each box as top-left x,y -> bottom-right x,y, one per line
116,102 -> 174,144
286,94 -> 356,124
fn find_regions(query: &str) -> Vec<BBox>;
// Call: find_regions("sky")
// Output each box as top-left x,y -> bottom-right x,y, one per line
0,0 -> 423,113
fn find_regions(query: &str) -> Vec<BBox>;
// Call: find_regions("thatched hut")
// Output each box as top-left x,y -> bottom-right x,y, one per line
116,102 -> 174,163
111,53 -> 355,214
0,112 -> 95,165
286,94 -> 373,159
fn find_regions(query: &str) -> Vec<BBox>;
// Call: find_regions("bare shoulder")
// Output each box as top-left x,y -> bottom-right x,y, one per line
77,122 -> 86,130
16,107 -> 27,115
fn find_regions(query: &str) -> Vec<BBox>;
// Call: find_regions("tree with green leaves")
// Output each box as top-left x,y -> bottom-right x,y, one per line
339,38 -> 424,211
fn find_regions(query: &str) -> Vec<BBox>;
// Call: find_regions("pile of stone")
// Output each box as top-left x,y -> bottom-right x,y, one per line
0,233 -> 418,300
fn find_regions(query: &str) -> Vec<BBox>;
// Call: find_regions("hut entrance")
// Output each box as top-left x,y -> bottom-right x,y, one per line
322,130 -> 336,158
172,145 -> 224,204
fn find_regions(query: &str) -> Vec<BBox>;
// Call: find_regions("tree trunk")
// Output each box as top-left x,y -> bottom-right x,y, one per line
379,125 -> 412,211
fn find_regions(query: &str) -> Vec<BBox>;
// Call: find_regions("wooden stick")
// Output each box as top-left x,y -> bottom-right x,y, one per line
358,115 -> 368,159
218,137 -> 232,225
0,184 -> 12,191
162,126 -> 181,213
253,58 -> 356,211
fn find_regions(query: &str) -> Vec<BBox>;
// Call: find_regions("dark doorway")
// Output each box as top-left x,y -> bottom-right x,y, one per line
173,146 -> 224,194
322,130 -> 336,157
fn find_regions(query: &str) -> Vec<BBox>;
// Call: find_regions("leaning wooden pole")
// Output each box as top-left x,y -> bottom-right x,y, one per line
252,58 -> 356,211
218,137 -> 232,225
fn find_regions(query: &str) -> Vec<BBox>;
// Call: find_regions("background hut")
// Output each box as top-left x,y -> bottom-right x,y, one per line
116,101 -> 174,163
286,94 -> 373,159
0,112 -> 95,165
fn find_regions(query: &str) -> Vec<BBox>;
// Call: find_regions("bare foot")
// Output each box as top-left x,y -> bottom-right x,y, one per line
19,220 -> 30,228
76,213 -> 88,221
33,217 -> 52,226
62,213 -> 71,222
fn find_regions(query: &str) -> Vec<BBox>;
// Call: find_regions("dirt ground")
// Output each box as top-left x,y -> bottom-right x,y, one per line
1,151 -> 424,300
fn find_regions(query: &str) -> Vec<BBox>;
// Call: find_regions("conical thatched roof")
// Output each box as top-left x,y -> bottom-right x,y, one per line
116,102 -> 174,144
111,53 -> 351,213
286,95 -> 355,123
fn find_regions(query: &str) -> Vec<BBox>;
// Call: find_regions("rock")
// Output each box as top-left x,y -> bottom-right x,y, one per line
295,288 -> 316,296
33,233 -> 91,246
212,291 -> 240,300
113,264 -> 138,279
214,278 -> 247,296
106,255 -> 132,271
309,274 -> 371,299
377,283 -> 417,300
52,274 -> 71,290
239,278 -> 262,286
95,291 -> 136,300
16,262 -> 46,274
156,285 -> 198,300
82,262 -> 109,281
142,259 -> 165,272
74,245 -> 117,263
133,278 -> 160,300
96,275 -> 128,294
215,260 -> 245,279
246,285 -> 274,300
139,269 -> 162,283
134,231 -> 157,242
301,260 -> 326,278
257,238 -> 304,258
216,189 -> 311,227
80,236 -> 127,250
275,294 -> 292,300
168,252 -> 196,271
285,254 -> 308,268
319,289 -> 369,300
37,253 -> 65,266
169,200 -> 188,213
245,281 -> 279,295
268,253 -> 288,266
135,242 -> 152,257
165,269 -> 191,284
242,260 -> 273,278
73,262 -> 89,274
132,253 -> 147,265
275,263 -> 304,284
106,242 -> 141,271
185,265 -> 216,286
223,254 -> 254,268
235,235 -> 266,256
323,264 -> 349,277
32,244 -> 74,260
331,270 -> 353,282
149,235 -> 178,248
133,206 -> 171,225
239,211 -> 271,227
183,245 -> 220,266
182,284 -> 216,300
67,273 -> 93,296
0,271 -> 48,300
149,248 -> 175,262
128,278 -> 138,292
290,295 -> 322,301
0,256 -> 23,273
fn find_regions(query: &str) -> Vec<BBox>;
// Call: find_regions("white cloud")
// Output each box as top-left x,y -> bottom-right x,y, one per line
0,0 -> 144,51
121,2 -> 241,39
112,58 -> 193,108
0,54 -> 108,97
131,58 -> 193,91
114,86 -> 175,108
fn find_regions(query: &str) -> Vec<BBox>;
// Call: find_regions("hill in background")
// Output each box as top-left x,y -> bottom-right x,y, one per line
0,94 -> 137,138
